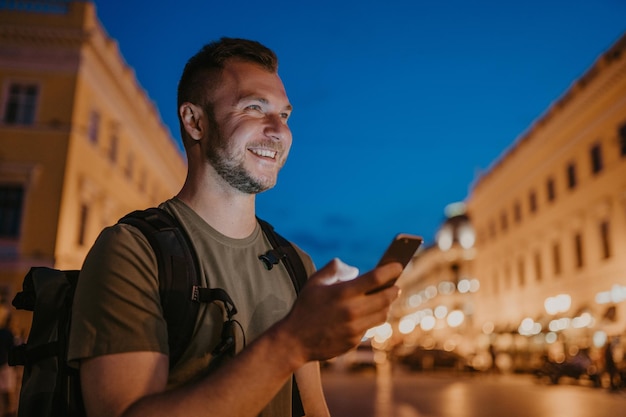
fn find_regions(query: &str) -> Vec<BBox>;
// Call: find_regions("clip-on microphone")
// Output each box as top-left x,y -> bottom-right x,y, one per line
259,249 -> 282,270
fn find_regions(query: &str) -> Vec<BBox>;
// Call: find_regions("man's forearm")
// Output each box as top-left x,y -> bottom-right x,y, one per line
122,320 -> 303,417
295,361 -> 331,417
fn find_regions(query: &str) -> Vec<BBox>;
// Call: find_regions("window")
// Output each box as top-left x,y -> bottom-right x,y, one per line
504,263 -> 511,290
574,232 -> 584,269
552,242 -> 561,276
3,83 -> 38,125
77,203 -> 89,246
546,177 -> 556,202
529,190 -> 537,213
125,153 -> 134,179
534,252 -> 542,282
590,143 -> 603,175
492,271 -> 499,295
87,110 -> 100,144
0,185 -> 24,238
138,169 -> 147,193
619,122 -> 626,157
513,201 -> 522,223
488,220 -> 496,238
500,211 -> 508,232
517,257 -> 525,287
450,263 -> 460,283
600,220 -> 611,259
108,124 -> 119,163
567,162 -> 577,189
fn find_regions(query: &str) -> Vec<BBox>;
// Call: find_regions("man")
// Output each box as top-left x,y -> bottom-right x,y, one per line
68,38 -> 401,417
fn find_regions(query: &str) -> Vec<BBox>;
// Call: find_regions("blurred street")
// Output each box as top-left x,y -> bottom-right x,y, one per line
321,361 -> 626,417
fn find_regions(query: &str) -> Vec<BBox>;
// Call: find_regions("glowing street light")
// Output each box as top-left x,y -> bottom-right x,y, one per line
447,310 -> 465,328
544,294 -> 571,315
420,316 -> 436,331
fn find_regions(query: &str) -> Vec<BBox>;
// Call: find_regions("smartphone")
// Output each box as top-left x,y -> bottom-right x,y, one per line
367,233 -> 423,294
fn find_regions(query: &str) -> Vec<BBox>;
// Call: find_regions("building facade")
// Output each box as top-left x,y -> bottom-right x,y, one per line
0,1 -> 186,336
391,203 -> 483,365
393,33 -> 626,371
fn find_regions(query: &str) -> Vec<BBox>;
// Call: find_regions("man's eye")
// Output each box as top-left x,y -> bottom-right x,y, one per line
246,104 -> 262,111
280,112 -> 290,120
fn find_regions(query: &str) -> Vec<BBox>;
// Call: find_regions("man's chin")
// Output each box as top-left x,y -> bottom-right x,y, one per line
254,180 -> 277,194
253,173 -> 278,192
234,176 -> 277,194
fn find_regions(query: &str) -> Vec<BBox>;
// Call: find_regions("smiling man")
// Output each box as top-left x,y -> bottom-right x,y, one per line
193,59 -> 293,196
68,38 -> 402,417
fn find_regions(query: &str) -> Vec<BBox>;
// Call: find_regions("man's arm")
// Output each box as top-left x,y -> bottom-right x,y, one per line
295,362 -> 330,417
81,326 -> 298,417
80,260 -> 401,417
81,352 -> 168,417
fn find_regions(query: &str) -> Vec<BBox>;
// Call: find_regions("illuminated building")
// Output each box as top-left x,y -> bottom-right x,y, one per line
392,203 -> 482,363
394,32 -> 626,370
0,1 -> 186,336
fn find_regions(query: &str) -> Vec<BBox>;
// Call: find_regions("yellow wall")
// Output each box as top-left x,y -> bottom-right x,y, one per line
467,34 -> 626,334
0,1 -> 186,336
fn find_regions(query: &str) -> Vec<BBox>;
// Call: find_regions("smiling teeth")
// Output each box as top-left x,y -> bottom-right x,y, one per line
251,149 -> 276,159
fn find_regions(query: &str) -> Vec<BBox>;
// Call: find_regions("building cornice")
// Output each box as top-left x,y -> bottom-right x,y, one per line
0,24 -> 87,46
471,32 -> 626,193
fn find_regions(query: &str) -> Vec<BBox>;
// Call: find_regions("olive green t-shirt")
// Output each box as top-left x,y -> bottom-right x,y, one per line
68,198 -> 315,416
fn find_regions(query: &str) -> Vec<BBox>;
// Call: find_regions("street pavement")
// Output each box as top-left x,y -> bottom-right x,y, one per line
321,362 -> 626,417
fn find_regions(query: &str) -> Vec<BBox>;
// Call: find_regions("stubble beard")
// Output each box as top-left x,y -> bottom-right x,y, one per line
205,128 -> 277,195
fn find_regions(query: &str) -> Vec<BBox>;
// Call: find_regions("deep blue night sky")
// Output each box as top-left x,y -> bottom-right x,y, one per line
93,0 -> 626,273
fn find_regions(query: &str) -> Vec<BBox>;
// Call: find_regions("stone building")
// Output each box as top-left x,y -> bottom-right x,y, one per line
0,1 -> 186,336
393,32 -> 626,371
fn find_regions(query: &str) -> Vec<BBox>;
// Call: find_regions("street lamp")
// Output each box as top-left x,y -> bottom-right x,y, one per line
544,294 -> 571,315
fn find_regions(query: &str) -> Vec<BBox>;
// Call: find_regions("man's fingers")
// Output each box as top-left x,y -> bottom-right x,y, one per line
307,259 -> 402,297
308,258 -> 360,286
338,262 -> 403,296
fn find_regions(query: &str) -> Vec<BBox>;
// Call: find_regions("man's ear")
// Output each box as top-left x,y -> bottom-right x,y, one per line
179,102 -> 204,141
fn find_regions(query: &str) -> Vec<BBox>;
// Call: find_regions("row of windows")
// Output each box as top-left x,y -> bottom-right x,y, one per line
86,109 -> 163,201
1,81 -> 165,201
0,184 -> 93,247
0,183 -> 143,251
482,124 -> 626,241
489,220 -> 612,295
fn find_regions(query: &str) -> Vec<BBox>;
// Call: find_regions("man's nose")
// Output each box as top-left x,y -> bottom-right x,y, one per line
264,114 -> 290,141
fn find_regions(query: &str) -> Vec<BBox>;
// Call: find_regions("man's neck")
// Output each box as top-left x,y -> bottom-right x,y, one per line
176,184 -> 257,239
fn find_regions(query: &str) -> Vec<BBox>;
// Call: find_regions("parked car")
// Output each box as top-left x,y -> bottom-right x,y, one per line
392,347 -> 472,372
343,343 -> 376,371
533,351 -> 601,387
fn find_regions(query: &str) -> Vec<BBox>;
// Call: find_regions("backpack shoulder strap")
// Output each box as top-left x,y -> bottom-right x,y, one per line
257,218 -> 308,294
118,207 -> 199,369
256,218 -> 307,417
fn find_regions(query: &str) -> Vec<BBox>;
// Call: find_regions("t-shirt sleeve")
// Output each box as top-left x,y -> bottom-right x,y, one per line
68,223 -> 168,364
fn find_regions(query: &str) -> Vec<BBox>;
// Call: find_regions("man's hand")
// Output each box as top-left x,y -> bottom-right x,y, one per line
279,258 -> 402,366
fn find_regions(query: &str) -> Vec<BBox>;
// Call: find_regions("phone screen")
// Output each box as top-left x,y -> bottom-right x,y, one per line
367,233 -> 423,294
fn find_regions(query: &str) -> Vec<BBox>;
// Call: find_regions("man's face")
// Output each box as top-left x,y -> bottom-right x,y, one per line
204,60 -> 293,194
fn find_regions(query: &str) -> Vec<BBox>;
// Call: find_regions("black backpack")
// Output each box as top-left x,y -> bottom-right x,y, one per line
9,207 -> 308,417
